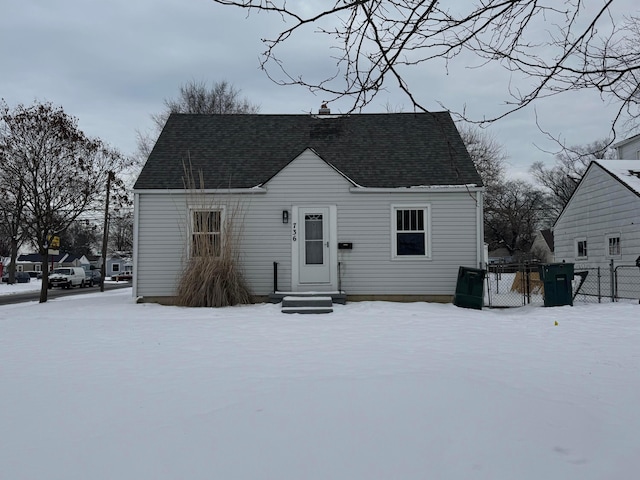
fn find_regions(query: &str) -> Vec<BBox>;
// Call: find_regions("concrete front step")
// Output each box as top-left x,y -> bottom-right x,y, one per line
282,306 -> 334,314
281,295 -> 333,314
270,291 -> 346,305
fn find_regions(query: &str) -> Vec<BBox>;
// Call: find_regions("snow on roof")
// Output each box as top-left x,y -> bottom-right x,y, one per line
594,160 -> 640,196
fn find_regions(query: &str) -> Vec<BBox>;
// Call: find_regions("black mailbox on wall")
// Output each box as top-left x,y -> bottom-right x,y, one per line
338,242 -> 353,250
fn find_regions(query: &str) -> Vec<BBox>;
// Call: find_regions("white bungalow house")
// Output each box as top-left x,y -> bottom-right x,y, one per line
553,159 -> 640,298
132,110 -> 485,304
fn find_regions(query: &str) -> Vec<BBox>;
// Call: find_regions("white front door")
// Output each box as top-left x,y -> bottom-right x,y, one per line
299,207 -> 331,284
291,206 -> 338,290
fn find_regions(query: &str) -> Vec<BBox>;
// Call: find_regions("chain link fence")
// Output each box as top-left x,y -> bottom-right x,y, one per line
484,260 -> 640,308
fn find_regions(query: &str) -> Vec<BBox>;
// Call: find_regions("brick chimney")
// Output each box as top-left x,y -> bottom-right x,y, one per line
318,103 -> 330,115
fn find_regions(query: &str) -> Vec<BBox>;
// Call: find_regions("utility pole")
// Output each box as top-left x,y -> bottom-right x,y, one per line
100,171 -> 112,293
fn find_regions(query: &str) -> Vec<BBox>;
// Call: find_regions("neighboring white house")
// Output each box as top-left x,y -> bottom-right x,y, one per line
530,229 -> 554,263
133,110 -> 485,304
613,134 -> 640,160
553,160 -> 640,298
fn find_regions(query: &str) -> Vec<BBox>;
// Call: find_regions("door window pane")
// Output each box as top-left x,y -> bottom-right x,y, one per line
305,214 -> 323,264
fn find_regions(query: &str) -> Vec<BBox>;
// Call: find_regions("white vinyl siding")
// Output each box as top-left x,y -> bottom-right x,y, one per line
615,136 -> 640,159
134,150 -> 483,298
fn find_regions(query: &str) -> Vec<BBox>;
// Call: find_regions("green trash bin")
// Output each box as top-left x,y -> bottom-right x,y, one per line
453,266 -> 486,310
539,263 -> 574,307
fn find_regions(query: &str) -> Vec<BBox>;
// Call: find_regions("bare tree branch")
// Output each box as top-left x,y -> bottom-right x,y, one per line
211,1 -> 639,134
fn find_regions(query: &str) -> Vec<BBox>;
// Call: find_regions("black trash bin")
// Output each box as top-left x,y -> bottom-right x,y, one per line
453,266 -> 486,310
539,263 -> 574,307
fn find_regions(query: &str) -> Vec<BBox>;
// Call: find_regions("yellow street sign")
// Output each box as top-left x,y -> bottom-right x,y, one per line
47,236 -> 60,248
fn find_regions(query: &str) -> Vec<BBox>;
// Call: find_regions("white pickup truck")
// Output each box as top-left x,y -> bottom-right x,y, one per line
48,267 -> 88,289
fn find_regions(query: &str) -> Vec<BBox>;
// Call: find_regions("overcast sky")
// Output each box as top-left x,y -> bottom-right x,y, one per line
2,0 -> 638,180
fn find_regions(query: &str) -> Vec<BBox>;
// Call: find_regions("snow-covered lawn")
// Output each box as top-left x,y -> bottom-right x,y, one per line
0,278 -> 127,296
0,278 -> 44,295
1,289 -> 639,479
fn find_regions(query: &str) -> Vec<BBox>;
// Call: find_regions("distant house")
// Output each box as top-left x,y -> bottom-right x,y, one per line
553,160 -> 640,297
132,110 -> 485,304
106,255 -> 132,278
14,253 -> 90,274
613,134 -> 640,160
85,255 -> 102,270
530,229 -> 554,263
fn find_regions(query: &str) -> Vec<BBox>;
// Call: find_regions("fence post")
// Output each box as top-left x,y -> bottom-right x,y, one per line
597,266 -> 601,303
610,259 -> 615,302
523,262 -> 531,305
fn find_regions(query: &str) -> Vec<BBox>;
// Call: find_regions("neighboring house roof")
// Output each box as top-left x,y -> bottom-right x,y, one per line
16,253 -> 91,264
17,253 -> 68,263
134,112 -> 482,190
540,229 -> 554,252
593,160 -> 640,197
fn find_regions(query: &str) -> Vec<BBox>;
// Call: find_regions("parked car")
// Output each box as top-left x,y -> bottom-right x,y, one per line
27,271 -> 39,278
111,271 -> 133,281
1,271 -> 31,283
48,267 -> 87,289
84,269 -> 103,287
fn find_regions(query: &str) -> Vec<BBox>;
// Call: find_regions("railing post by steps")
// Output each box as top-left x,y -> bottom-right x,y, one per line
273,262 -> 278,292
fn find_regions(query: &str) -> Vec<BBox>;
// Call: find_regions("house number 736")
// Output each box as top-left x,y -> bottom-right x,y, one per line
292,222 -> 297,242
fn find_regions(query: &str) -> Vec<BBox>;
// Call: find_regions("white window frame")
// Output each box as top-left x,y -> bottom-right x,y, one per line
575,237 -> 588,260
35,264 -> 42,272
188,206 -> 225,258
605,233 -> 621,257
391,204 -> 432,260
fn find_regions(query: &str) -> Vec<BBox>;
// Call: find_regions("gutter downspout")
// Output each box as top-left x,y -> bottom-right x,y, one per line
476,190 -> 484,269
132,191 -> 140,298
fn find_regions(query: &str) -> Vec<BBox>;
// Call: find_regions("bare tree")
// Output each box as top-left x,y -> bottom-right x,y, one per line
0,100 -> 127,302
484,180 -> 549,255
458,124 -> 507,196
58,219 -> 101,256
136,80 -> 260,163
211,1 -> 639,132
530,139 -> 616,219
0,168 -> 27,284
108,212 -> 134,254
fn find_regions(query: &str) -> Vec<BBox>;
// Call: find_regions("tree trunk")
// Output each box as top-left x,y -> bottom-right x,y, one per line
8,238 -> 18,284
39,246 -> 49,303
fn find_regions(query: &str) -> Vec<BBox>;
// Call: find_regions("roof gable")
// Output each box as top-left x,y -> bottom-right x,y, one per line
594,160 -> 640,197
134,112 -> 482,190
554,160 -> 640,228
263,148 -> 357,188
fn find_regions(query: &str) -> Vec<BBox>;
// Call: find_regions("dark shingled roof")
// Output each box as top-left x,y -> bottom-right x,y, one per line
134,112 -> 482,190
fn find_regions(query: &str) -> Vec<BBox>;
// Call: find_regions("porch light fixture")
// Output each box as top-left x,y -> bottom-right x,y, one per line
282,210 -> 289,224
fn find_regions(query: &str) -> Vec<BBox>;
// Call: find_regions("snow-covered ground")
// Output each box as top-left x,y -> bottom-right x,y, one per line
1,287 -> 639,479
0,278 -> 126,296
